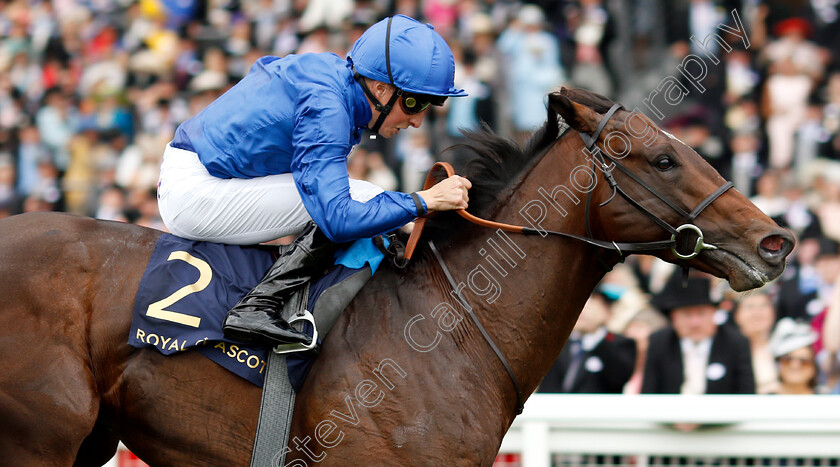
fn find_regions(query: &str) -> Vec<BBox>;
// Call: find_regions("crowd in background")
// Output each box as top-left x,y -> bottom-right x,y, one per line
2,0 -> 840,396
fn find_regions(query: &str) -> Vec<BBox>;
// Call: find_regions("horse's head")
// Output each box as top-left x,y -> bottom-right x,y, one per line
550,88 -> 794,291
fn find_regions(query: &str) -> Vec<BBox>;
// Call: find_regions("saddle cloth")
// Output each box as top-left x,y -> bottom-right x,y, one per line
129,233 -> 384,390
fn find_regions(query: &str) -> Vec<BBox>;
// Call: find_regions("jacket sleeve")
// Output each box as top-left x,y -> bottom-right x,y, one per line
291,85 -> 422,243
641,329 -> 668,394
729,328 -> 757,394
592,334 -> 637,392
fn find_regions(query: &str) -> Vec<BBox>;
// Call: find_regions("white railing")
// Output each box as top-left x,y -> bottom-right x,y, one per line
499,394 -> 840,467
108,394 -> 840,466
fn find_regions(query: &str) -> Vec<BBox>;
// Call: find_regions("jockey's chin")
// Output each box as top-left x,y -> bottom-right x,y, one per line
370,103 -> 427,138
375,122 -> 412,138
375,126 -> 399,138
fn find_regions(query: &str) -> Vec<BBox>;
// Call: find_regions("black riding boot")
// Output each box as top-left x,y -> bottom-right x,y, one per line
223,223 -> 337,346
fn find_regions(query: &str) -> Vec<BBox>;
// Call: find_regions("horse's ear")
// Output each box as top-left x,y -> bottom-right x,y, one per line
548,91 -> 598,135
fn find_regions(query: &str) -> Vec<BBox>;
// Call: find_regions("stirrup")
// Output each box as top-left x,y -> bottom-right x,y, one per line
273,309 -> 319,355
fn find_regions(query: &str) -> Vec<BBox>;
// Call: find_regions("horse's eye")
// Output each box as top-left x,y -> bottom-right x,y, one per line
655,156 -> 675,171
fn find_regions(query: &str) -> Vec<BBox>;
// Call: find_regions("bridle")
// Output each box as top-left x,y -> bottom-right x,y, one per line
405,103 -> 734,262
580,103 -> 733,261
402,103 -> 734,416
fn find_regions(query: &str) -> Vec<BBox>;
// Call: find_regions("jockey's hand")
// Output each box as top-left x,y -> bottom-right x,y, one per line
417,175 -> 471,212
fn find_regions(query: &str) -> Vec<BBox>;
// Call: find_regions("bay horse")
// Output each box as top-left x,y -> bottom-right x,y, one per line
0,89 -> 793,466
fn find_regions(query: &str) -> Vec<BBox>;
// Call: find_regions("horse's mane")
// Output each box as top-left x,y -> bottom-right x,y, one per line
421,88 -> 619,244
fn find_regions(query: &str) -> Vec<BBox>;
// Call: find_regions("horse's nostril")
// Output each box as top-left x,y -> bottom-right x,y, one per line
760,235 -> 785,253
758,232 -> 795,265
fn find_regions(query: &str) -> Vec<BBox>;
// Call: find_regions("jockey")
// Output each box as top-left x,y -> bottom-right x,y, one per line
156,15 -> 471,347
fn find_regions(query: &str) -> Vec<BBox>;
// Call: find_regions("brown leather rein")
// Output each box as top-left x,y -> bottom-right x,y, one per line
404,161 -> 526,260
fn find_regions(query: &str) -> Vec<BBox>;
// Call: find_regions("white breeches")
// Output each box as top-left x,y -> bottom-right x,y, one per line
157,144 -> 384,245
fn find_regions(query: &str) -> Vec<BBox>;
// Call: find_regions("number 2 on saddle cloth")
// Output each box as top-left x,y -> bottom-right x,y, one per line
128,233 -> 390,390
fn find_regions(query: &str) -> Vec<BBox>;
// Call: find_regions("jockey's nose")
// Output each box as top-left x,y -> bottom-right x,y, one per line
408,111 -> 426,128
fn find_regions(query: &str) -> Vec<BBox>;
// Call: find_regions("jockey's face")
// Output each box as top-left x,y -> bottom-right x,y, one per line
366,81 -> 428,138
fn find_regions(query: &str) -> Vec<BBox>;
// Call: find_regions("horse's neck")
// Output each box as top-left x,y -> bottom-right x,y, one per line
450,133 -> 606,387
404,133 -> 609,413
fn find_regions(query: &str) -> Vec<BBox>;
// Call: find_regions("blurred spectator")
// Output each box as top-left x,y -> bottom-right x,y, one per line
272,16 -> 301,58
446,48 -> 494,141
0,154 -> 18,212
22,193 -> 56,213
768,317 -> 820,394
772,180 -> 821,241
795,100 -> 830,178
565,0 -> 615,97
750,169 -> 789,218
659,0 -> 740,60
365,150 -> 399,192
811,168 -> 840,242
642,273 -> 755,395
95,184 -> 127,222
622,308 -> 668,394
733,292 -> 780,394
730,132 -> 761,196
658,0 -> 733,127
296,25 -> 332,55
497,4 -> 564,144
128,187 -> 165,230
665,110 -> 726,173
723,50 -> 759,106
760,18 -> 826,169
35,88 -> 76,171
538,291 -> 637,394
188,47 -> 229,95
775,234 -> 827,322
347,146 -> 398,192
396,127 -> 435,194
468,12 -> 502,109
823,273 -> 840,393
824,73 -> 840,160
299,0 -> 354,33
15,125 -> 50,197
115,133 -> 165,194
28,157 -> 62,212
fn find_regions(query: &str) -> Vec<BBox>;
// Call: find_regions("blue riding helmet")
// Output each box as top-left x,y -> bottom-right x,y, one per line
350,15 -> 468,98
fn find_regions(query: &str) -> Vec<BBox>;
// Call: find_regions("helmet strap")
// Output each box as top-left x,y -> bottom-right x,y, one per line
354,71 -> 402,137
369,91 -> 399,137
355,16 -> 398,139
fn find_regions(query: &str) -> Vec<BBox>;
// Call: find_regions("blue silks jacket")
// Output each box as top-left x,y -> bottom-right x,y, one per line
171,53 -> 424,243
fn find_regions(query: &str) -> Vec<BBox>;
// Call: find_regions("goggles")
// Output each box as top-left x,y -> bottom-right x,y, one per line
399,92 -> 446,115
